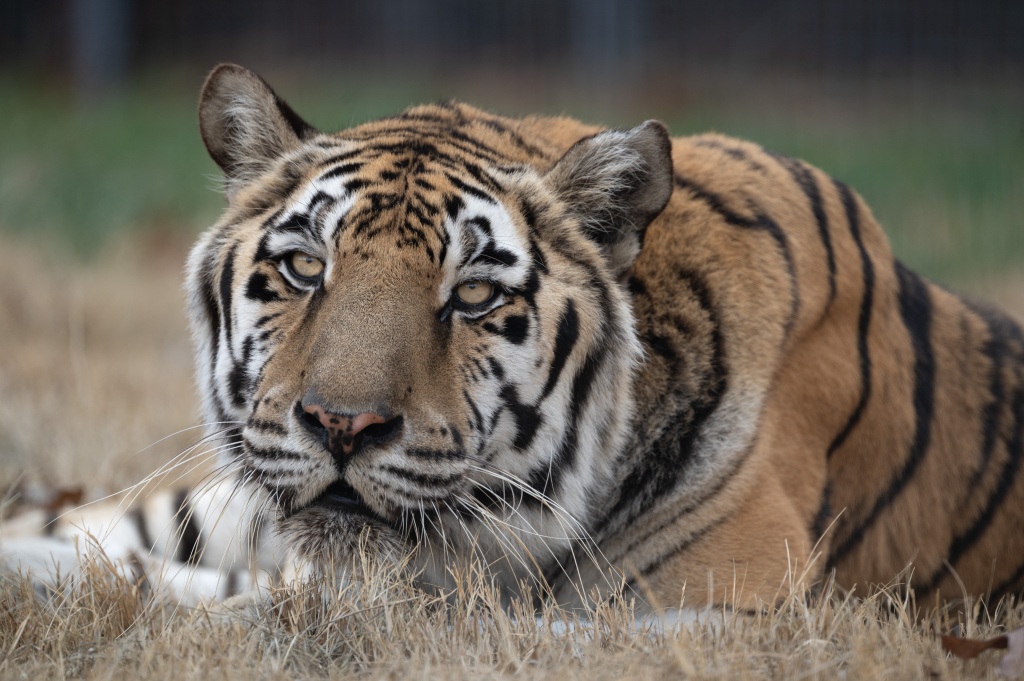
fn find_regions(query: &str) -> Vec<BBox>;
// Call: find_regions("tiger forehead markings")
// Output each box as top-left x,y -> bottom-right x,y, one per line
181,64 -> 1024,610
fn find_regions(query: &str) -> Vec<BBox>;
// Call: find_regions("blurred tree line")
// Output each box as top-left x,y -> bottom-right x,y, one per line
3,0 -> 1022,100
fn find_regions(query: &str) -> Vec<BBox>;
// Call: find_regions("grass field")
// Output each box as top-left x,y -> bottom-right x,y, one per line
1,71 -> 1022,679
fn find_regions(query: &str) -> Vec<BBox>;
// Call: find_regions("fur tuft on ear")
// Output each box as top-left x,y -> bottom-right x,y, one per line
198,64 -> 317,190
545,120 -> 673,276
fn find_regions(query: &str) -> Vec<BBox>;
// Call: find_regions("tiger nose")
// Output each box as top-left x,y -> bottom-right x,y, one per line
298,402 -> 403,462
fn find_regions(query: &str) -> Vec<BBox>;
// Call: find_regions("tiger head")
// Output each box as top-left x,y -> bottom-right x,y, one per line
187,65 -> 672,594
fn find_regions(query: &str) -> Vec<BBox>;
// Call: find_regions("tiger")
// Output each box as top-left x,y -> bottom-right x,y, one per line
3,63 -> 1022,614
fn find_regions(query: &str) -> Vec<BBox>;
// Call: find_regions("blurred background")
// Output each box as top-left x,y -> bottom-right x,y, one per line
0,0 -> 1021,492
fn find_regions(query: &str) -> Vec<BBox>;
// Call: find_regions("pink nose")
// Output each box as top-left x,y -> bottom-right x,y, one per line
301,404 -> 386,456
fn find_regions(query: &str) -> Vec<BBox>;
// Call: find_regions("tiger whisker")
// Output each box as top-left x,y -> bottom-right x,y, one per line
92,444 -> 235,548
450,495 -> 546,590
46,425 -> 241,533
462,463 -> 622,599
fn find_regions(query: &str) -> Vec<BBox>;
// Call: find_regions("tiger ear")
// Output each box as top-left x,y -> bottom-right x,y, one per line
198,63 -> 317,190
545,121 -> 673,276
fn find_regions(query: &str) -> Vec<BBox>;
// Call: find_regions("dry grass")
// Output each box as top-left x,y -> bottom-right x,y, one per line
2,554 -> 1022,680
1,233 -> 1023,679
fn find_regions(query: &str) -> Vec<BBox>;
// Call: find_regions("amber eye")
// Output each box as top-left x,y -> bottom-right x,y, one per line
286,252 -> 325,281
455,281 -> 495,307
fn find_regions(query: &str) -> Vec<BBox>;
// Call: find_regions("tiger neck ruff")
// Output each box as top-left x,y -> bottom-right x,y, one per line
185,64 -> 1024,610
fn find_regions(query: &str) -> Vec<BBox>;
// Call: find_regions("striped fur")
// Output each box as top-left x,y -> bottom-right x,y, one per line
1,482 -> 278,605
4,64 -> 1021,611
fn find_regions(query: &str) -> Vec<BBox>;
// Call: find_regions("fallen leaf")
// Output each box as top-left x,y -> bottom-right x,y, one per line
942,627 -> 1024,678
942,633 -> 1007,659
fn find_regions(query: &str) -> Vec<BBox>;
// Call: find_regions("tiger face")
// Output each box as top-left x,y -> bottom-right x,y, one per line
187,65 -> 672,595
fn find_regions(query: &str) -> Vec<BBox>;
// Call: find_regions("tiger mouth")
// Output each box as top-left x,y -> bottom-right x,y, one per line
290,478 -> 385,522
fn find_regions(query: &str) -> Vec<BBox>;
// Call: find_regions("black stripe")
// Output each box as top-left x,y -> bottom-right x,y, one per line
344,178 -> 370,193
198,258 -> 221,374
924,383 -> 1024,592
917,304 -> 1016,591
254,311 -> 283,328
274,212 -> 316,237
461,158 -> 503,192
966,302 -> 1024,489
522,200 -> 540,232
446,174 -> 494,203
811,482 -> 833,543
445,194 -> 465,220
463,389 -> 484,435
673,175 -> 800,340
499,384 -> 542,450
252,231 -> 273,264
693,138 -> 768,174
130,507 -> 153,552
406,447 -> 464,461
528,342 -> 608,500
475,114 -> 549,159
473,244 -> 519,268
317,149 -> 365,167
642,331 -> 678,366
246,417 -> 288,437
227,335 -> 254,408
970,335 -> 1007,494
826,181 -> 875,459
486,356 -> 506,381
540,300 -> 579,400
243,437 -> 306,461
319,162 -> 364,181
173,490 -> 202,566
381,465 -> 462,487
466,216 -> 492,237
218,245 -> 237,353
832,261 -> 935,564
436,229 -> 450,268
779,158 -> 837,311
245,272 -> 280,303
502,315 -> 529,345
43,510 -> 58,536
306,191 -> 333,214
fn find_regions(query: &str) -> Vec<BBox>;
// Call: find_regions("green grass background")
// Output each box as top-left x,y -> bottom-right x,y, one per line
1,72 -> 1020,285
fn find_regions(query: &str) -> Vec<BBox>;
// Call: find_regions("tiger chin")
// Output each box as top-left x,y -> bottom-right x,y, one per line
184,63 -> 1024,613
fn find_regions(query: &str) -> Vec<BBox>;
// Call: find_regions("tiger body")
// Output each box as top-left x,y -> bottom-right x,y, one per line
3,64 -> 1022,611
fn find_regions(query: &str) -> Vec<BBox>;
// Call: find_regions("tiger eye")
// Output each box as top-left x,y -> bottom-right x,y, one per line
455,281 -> 494,306
288,252 -> 324,279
